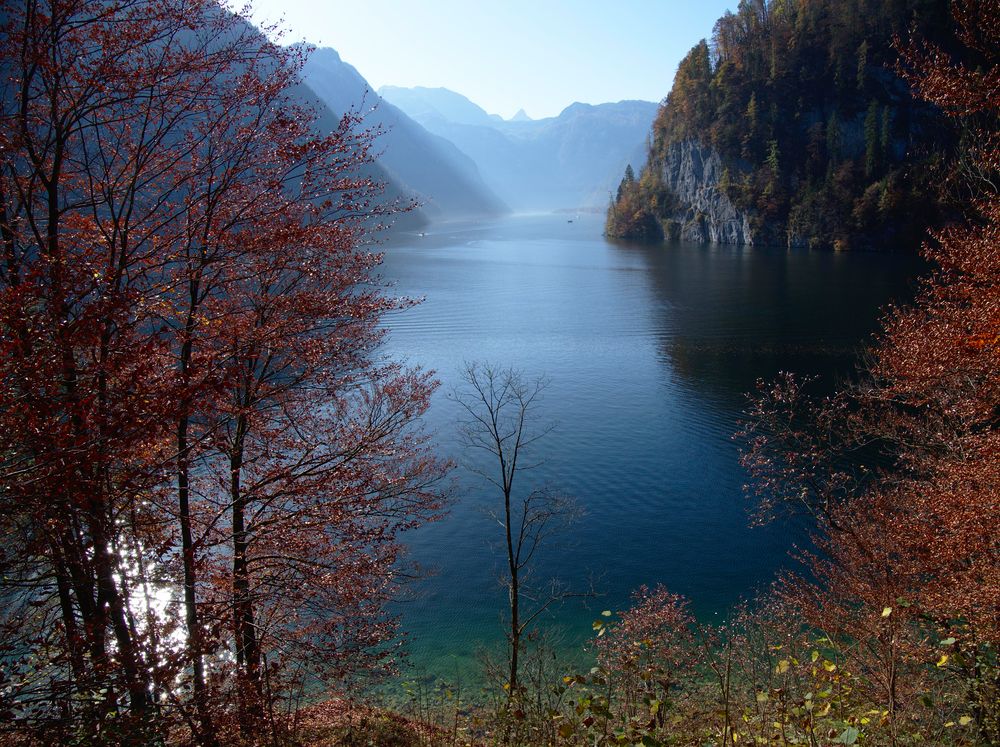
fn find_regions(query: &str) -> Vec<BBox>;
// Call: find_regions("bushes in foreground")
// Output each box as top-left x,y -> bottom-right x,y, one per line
381,593 -> 993,746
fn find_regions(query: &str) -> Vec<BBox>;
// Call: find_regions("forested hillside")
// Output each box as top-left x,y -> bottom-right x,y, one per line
608,0 -> 964,250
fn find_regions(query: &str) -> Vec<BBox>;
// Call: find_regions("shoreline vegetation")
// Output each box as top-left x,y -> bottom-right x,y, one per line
0,0 -> 997,744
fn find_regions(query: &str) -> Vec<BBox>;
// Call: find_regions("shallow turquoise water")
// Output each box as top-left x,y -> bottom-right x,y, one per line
376,213 -> 920,685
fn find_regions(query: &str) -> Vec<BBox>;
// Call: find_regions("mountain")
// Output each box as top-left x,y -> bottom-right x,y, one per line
376,85 -> 502,126
380,86 -> 658,211
175,16 -> 436,231
510,108 -> 532,122
606,0 -> 960,250
285,80 -> 428,231
301,49 -> 508,222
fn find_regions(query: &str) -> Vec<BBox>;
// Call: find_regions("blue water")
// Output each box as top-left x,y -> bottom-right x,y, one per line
376,213 -> 920,682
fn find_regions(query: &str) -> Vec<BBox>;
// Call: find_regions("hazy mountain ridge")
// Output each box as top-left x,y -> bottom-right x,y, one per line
380,86 -> 658,211
377,85 -> 502,126
286,80 -> 429,231
301,49 -> 508,221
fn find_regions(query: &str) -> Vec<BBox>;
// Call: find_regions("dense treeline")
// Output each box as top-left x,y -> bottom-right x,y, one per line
608,0 -> 973,249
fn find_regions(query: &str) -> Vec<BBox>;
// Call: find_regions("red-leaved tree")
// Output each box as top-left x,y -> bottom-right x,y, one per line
741,0 -> 999,741
0,1 -> 446,744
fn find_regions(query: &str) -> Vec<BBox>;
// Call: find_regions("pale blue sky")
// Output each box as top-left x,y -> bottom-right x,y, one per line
248,1 -> 738,120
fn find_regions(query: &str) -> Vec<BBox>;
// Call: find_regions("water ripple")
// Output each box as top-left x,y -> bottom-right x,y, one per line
379,213 -> 921,676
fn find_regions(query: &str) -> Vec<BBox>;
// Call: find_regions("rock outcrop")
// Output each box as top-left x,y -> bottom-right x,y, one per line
657,140 -> 753,245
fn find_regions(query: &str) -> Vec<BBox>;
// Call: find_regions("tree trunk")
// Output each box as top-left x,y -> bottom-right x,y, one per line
177,299 -> 218,745
505,485 -> 519,701
230,415 -> 263,733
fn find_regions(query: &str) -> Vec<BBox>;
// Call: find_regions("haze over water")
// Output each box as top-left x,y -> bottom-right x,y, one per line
377,213 -> 921,682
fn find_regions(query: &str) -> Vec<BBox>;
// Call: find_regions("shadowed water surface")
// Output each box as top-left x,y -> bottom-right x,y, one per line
376,213 -> 921,684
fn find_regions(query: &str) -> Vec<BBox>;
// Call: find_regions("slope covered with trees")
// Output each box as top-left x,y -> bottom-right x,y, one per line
608,0 -> 963,250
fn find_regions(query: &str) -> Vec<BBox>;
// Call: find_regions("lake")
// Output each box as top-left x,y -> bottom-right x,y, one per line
377,213 -> 921,686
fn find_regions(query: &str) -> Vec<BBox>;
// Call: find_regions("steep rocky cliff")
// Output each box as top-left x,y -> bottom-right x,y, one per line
656,141 -> 753,245
606,0 -> 957,250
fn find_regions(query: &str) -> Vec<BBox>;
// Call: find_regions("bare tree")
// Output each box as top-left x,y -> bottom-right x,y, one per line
452,362 -> 578,706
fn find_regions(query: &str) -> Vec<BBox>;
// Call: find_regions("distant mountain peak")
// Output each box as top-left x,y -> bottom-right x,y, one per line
309,46 -> 341,63
372,82 -> 659,212
378,85 -> 499,126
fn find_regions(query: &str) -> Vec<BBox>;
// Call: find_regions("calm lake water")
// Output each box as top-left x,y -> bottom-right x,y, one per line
377,213 -> 921,685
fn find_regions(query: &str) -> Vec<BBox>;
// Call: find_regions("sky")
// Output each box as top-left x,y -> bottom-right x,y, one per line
247,1 -> 739,120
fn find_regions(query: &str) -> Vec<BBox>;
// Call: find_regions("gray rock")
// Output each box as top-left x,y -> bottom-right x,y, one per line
657,140 -> 753,245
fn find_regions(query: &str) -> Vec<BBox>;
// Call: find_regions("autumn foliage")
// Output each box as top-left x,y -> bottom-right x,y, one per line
739,0 -> 1000,742
472,2 -> 1000,745
0,0 -> 997,745
0,0 -> 445,744
607,0 -> 959,249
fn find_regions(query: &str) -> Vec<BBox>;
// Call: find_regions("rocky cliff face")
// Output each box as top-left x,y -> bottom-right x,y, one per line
658,140 -> 753,245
